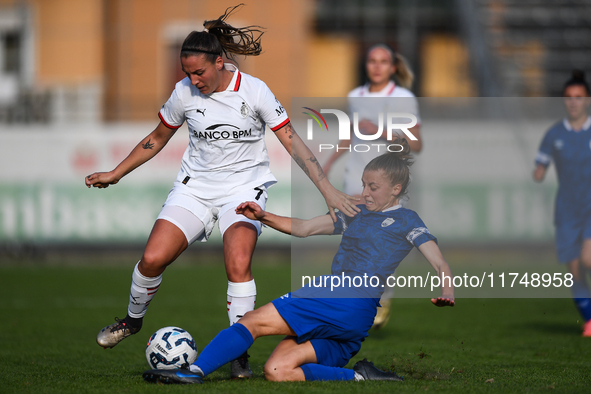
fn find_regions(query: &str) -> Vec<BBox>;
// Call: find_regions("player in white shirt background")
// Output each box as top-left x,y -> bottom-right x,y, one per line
323,44 -> 422,330
85,5 -> 359,378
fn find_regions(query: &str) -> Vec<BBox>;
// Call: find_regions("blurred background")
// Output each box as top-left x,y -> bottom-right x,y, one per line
0,0 -> 590,256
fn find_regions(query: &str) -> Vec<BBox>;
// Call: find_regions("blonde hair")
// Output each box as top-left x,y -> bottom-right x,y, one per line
364,138 -> 413,197
367,44 -> 414,90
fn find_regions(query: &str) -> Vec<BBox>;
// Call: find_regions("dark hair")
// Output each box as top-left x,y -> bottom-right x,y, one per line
364,138 -> 414,198
366,44 -> 414,89
563,69 -> 591,96
180,4 -> 264,63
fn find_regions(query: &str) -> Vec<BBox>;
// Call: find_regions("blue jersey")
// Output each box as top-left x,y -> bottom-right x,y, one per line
536,117 -> 591,223
273,204 -> 436,366
328,204 -> 436,297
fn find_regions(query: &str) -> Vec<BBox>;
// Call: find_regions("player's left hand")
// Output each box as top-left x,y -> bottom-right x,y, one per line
236,201 -> 265,221
323,187 -> 360,221
431,297 -> 455,307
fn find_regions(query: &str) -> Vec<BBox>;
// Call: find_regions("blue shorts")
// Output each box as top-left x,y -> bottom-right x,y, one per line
271,289 -> 377,367
555,213 -> 591,263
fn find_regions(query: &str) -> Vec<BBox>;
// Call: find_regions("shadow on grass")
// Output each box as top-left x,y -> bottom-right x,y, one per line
389,350 -> 452,382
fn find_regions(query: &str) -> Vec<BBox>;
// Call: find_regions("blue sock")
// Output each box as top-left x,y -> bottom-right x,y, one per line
193,323 -> 254,376
571,280 -> 591,321
300,363 -> 355,381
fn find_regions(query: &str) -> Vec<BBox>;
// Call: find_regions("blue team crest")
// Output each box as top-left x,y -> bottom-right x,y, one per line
381,218 -> 395,227
554,139 -> 564,150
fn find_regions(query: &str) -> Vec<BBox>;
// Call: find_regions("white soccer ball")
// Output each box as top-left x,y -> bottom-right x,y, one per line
145,326 -> 198,370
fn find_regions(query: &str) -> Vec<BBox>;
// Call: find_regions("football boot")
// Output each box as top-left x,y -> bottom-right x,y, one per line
96,317 -> 141,348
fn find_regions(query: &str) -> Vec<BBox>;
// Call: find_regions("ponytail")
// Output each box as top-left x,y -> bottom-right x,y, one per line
181,4 -> 264,62
394,53 -> 414,90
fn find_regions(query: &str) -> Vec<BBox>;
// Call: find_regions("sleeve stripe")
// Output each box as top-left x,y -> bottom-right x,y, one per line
535,151 -> 551,165
271,118 -> 290,132
158,111 -> 182,129
406,227 -> 430,245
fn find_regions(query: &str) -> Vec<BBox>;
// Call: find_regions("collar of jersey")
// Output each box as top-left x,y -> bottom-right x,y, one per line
382,204 -> 402,213
563,116 -> 591,132
222,63 -> 241,92
361,81 -> 396,97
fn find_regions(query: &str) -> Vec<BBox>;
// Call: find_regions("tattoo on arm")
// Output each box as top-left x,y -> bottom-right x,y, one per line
309,156 -> 326,182
285,123 -> 295,139
142,139 -> 155,150
293,152 -> 310,178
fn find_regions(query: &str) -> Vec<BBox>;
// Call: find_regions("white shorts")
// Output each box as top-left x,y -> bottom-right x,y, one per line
156,182 -> 270,245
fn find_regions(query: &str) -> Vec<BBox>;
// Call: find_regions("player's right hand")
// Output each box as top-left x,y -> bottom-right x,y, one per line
235,201 -> 265,221
85,172 -> 119,189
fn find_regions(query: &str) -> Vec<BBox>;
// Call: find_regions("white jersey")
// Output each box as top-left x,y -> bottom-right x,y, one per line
344,81 -> 420,195
159,64 -> 289,199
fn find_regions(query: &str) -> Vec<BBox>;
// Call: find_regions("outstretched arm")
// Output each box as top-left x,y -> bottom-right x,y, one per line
85,122 -> 177,188
236,201 -> 335,237
274,122 -> 360,220
417,240 -> 455,307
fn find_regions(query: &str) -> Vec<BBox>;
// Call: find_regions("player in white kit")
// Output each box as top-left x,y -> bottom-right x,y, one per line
85,5 -> 358,378
323,44 -> 422,330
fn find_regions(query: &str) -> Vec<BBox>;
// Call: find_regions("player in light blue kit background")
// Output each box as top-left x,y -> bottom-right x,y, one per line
143,139 -> 454,384
534,70 -> 591,337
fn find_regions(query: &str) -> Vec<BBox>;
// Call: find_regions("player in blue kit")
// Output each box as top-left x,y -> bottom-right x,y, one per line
534,70 -> 591,337
143,139 -> 455,384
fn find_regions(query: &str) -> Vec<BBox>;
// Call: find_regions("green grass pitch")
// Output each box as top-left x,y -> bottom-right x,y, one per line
1,250 -> 590,393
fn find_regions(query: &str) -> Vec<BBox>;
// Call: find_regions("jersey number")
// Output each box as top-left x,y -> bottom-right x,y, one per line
254,187 -> 264,200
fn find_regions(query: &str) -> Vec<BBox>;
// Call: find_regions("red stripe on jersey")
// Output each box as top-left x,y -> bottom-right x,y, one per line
158,111 -> 182,129
386,83 -> 396,96
233,72 -> 242,91
147,291 -> 158,296
147,286 -> 160,291
271,118 -> 290,132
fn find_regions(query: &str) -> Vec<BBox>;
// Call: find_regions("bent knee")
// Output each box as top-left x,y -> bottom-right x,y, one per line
226,254 -> 253,279
140,251 -> 172,273
264,361 -> 293,382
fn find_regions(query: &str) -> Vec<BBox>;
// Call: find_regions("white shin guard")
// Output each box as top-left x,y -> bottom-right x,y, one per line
227,279 -> 256,326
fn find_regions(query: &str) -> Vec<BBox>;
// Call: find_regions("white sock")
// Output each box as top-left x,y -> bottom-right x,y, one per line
354,372 -> 365,381
127,262 -> 162,318
227,279 -> 256,326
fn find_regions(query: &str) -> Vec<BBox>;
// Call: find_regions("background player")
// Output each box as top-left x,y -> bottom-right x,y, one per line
143,139 -> 455,385
323,44 -> 422,329
85,5 -> 358,378
534,70 -> 591,337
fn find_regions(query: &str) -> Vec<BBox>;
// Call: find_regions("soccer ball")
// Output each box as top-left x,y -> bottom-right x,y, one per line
145,326 -> 198,370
